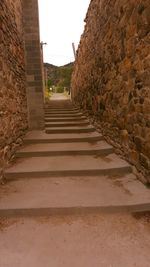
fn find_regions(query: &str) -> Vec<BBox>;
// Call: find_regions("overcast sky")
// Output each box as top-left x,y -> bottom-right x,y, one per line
38,0 -> 91,66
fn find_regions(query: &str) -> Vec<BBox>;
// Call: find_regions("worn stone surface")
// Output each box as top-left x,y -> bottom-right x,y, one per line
0,214 -> 150,267
71,0 -> 150,182
0,0 -> 28,170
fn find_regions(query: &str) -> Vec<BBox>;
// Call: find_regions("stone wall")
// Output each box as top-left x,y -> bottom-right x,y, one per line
0,0 -> 28,173
71,0 -> 150,182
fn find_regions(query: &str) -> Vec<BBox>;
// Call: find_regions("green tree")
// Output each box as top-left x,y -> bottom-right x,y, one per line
47,79 -> 53,88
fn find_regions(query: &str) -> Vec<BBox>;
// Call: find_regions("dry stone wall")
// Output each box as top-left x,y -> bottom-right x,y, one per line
71,0 -> 150,182
0,0 -> 27,174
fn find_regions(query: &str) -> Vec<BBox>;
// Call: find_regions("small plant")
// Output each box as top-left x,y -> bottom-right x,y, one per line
56,85 -> 64,93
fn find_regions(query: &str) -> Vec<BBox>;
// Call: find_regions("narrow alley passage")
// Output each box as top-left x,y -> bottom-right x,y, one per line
1,0 -> 150,265
0,94 -> 150,267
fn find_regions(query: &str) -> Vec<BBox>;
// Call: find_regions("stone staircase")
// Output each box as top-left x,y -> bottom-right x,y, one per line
1,99 -> 150,217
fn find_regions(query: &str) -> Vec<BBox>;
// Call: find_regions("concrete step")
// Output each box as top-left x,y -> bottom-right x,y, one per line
16,141 -> 114,157
5,153 -> 132,180
45,125 -> 95,134
45,101 -> 73,108
45,121 -> 89,127
46,105 -> 74,108
45,113 -> 83,118
44,108 -> 79,111
45,116 -> 87,122
45,112 -> 81,117
24,131 -> 103,144
44,107 -> 79,112
0,174 -> 150,217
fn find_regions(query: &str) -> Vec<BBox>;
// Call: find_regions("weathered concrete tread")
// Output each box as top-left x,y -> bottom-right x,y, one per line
45,111 -> 80,114
23,131 -> 103,144
45,113 -> 84,117
5,153 -> 132,179
16,141 -> 114,157
0,175 -> 150,216
45,121 -> 89,127
45,116 -> 87,122
45,125 -> 95,134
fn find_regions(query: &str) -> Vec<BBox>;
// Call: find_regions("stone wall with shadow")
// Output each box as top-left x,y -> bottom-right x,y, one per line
0,0 -> 28,172
71,0 -> 150,182
0,0 -> 44,175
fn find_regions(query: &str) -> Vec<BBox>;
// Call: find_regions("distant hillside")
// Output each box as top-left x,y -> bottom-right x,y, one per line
44,62 -> 74,89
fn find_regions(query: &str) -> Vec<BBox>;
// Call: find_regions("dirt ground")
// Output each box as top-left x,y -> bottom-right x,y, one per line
0,212 -> 150,267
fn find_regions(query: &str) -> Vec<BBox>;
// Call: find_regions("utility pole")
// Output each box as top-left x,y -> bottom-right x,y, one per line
40,41 -> 47,101
72,43 -> 76,59
40,42 -> 47,61
40,41 -> 47,49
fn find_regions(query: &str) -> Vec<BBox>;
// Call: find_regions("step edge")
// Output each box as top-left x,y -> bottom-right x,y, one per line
0,203 -> 150,217
5,166 -> 132,179
23,136 -> 104,144
15,148 -> 114,157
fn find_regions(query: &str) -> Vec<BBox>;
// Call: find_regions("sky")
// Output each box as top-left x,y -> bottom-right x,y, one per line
38,0 -> 91,66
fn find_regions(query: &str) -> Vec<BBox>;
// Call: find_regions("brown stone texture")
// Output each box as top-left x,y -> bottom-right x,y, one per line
0,0 -> 28,171
71,0 -> 150,181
